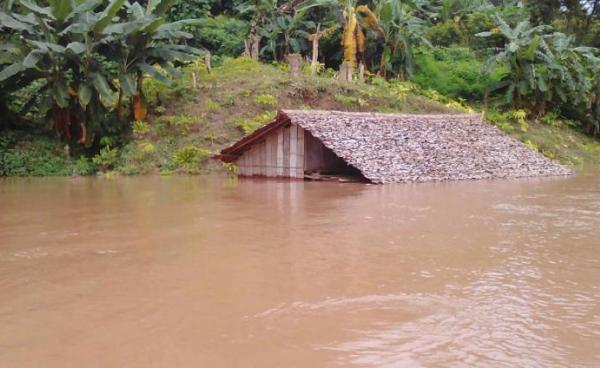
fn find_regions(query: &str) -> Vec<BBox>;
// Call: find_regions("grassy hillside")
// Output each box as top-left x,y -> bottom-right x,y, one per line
2,57 -> 600,176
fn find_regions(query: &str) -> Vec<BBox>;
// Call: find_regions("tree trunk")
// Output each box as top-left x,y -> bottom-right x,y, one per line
358,62 -> 365,82
286,53 -> 302,77
311,36 -> 319,75
244,24 -> 262,60
204,51 -> 212,73
116,88 -> 123,121
339,62 -> 352,81
379,52 -> 386,79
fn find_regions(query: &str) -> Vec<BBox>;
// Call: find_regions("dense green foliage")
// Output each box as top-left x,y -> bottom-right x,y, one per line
412,47 -> 501,100
0,0 -> 202,146
1,0 -> 599,176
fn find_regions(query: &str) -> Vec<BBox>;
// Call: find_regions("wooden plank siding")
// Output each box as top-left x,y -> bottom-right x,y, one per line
235,123 -> 307,178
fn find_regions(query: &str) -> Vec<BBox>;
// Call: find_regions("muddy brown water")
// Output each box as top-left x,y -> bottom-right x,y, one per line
1,174 -> 599,367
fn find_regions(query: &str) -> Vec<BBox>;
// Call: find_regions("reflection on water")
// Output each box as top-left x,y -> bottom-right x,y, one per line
0,174 -> 599,367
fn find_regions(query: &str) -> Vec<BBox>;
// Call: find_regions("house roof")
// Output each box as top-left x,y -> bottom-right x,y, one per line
220,110 -> 572,183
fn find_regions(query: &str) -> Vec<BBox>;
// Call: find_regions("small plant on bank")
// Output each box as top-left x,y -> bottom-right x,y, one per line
254,93 -> 278,107
154,106 -> 167,115
92,146 -> 120,172
205,99 -> 221,111
71,156 -> 95,176
155,115 -> 196,134
132,121 -> 151,136
235,111 -> 277,134
118,141 -> 158,175
512,110 -> 529,132
172,145 -> 210,173
334,94 -> 358,106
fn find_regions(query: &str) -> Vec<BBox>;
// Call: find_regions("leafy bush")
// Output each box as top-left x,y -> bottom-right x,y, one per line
540,112 -> 578,129
132,121 -> 151,136
190,16 -> 249,56
155,115 -> 197,134
254,94 -> 278,107
485,109 -> 531,133
118,141 -> 158,175
413,47 -> 496,100
172,145 -> 210,173
0,131 -> 71,176
235,111 -> 277,134
92,146 -> 120,172
71,156 -> 96,176
427,21 -> 464,47
205,99 -> 221,111
334,94 -> 358,106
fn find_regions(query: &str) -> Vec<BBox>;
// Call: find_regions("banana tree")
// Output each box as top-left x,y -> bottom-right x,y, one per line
258,6 -> 314,60
477,14 -> 555,109
478,14 -> 600,118
101,1 -> 203,120
359,0 -> 430,79
0,0 -> 202,144
299,0 -> 365,76
237,0 -> 315,61
236,0 -> 277,59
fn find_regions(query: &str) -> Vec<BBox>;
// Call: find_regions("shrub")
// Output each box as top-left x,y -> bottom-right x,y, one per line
118,141 -> 158,175
155,115 -> 197,134
0,134 -> 71,176
188,16 -> 249,57
334,94 -> 357,106
412,47 -> 497,100
427,21 -> 464,47
92,146 -> 120,172
205,99 -> 221,111
254,94 -> 278,107
540,112 -> 578,129
132,121 -> 151,136
172,145 -> 210,173
71,156 -> 95,176
235,111 -> 277,134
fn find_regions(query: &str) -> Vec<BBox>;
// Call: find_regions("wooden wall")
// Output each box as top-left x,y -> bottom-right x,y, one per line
236,124 -> 305,178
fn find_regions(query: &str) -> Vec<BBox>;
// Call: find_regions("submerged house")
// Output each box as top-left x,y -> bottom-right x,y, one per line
218,110 -> 571,184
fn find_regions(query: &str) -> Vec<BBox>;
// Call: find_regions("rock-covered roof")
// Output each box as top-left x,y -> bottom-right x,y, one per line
221,109 -> 572,184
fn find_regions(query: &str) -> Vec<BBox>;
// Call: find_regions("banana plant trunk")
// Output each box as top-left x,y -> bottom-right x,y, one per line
132,73 -> 148,121
245,23 -> 262,60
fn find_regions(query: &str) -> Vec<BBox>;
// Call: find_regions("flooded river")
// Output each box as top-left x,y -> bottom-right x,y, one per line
1,174 -> 599,367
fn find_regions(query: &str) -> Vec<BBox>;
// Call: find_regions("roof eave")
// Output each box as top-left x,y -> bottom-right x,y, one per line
219,110 -> 291,161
